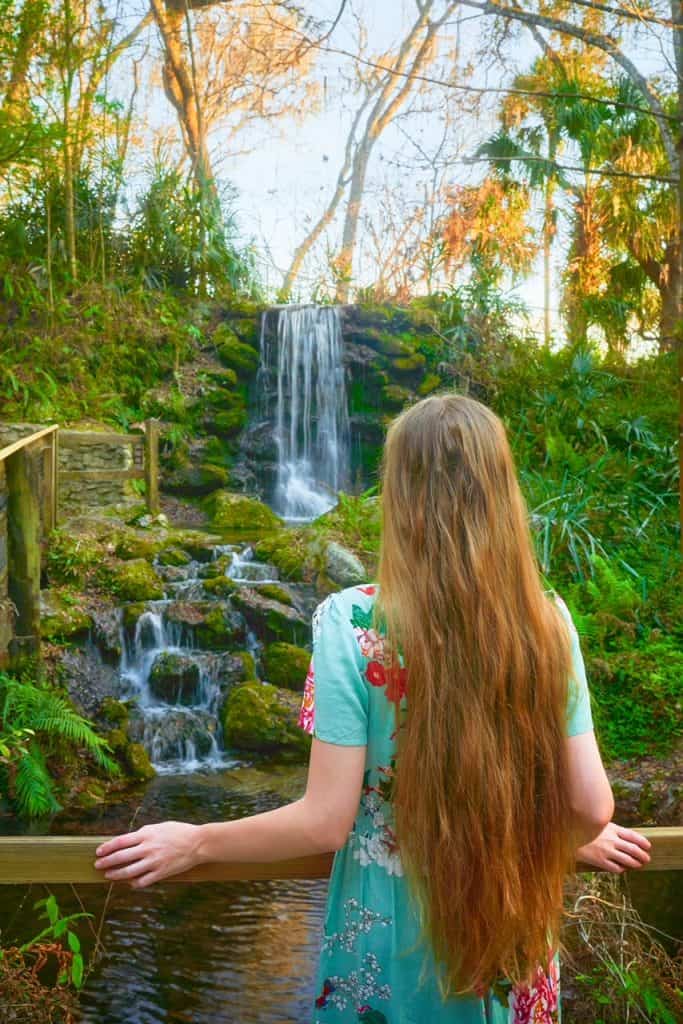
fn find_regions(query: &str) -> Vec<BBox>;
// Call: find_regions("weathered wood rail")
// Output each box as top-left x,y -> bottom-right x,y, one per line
0,419 -> 160,669
0,828 -> 680,884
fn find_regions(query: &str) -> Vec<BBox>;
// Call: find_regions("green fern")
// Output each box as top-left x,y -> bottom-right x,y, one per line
14,743 -> 62,818
0,673 -> 120,817
1,676 -> 119,774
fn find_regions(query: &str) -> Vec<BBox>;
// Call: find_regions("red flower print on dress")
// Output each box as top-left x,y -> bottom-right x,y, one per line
356,585 -> 376,595
365,660 -> 407,704
509,960 -> 560,1023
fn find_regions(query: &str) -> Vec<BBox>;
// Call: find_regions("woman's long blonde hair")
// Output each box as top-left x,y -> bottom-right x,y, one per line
376,393 -> 575,995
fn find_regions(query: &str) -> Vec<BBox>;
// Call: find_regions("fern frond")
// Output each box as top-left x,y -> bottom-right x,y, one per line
15,745 -> 61,818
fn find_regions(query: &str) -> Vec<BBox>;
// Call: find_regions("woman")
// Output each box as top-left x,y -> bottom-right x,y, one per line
94,394 -> 651,1022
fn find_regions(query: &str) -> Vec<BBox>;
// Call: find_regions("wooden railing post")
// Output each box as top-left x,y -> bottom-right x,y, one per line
144,418 -> 160,516
5,446 -> 42,665
51,427 -> 59,530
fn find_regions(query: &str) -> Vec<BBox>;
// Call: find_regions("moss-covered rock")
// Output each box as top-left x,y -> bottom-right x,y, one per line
234,649 -> 258,681
417,372 -> 442,396
253,529 -> 308,581
198,554 -> 234,579
40,588 -> 93,642
213,324 -> 260,376
106,559 -> 165,601
232,587 -> 308,645
222,681 -> 311,756
203,490 -> 283,534
381,384 -> 412,410
148,652 -> 201,703
125,741 -> 156,781
255,582 -> 293,606
210,407 -> 249,437
114,532 -> 167,561
194,602 -> 246,650
202,575 -> 238,597
99,697 -> 130,726
121,602 -> 147,629
157,546 -> 192,567
262,642 -> 310,690
364,329 -> 413,358
162,460 -> 230,496
393,352 -> 427,374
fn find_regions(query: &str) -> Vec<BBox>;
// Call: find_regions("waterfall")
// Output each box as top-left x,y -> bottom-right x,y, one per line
258,306 -> 350,520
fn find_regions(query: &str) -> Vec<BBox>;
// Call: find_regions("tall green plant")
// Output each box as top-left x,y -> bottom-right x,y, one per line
0,673 -> 119,818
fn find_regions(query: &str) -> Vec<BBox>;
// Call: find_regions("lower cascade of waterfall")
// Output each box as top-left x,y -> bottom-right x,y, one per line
257,305 -> 351,521
117,542 -> 278,774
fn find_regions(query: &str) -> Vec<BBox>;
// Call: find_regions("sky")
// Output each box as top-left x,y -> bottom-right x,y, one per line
114,0 -> 674,345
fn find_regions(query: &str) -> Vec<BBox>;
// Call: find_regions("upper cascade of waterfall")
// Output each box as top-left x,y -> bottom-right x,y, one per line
257,305 -> 351,521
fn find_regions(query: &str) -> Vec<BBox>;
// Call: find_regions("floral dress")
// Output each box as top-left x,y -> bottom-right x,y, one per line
297,583 -> 594,1024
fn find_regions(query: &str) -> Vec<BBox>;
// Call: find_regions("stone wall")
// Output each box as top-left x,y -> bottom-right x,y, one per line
0,423 -> 139,518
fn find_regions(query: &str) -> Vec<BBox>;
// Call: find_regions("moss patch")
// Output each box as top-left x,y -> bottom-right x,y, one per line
255,583 -> 293,606
104,559 -> 164,601
222,681 -> 311,756
213,324 -> 260,376
253,528 -> 309,581
203,490 -> 283,534
262,642 -> 310,690
202,575 -> 238,597
40,588 -> 93,642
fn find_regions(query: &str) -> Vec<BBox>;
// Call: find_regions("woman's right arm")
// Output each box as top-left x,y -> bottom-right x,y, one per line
566,729 -> 615,845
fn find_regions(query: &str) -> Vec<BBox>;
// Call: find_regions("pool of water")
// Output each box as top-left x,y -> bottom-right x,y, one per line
1,765 -> 680,1023
0,765 -> 327,1024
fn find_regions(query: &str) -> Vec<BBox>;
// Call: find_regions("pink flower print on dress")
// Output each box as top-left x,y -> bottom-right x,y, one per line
509,960 -> 560,1023
298,659 -> 315,734
355,627 -> 385,663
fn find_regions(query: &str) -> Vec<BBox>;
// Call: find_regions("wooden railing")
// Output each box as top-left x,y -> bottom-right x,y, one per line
0,828 -> 681,884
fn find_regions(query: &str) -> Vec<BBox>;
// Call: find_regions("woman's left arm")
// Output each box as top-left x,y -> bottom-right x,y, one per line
94,738 -> 366,888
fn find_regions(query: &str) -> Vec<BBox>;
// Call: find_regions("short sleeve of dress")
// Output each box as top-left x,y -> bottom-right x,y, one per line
297,592 -> 369,746
553,593 -> 594,737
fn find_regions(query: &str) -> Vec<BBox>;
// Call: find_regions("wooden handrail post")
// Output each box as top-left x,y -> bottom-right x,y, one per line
144,418 -> 160,516
51,428 -> 59,529
5,446 -> 41,665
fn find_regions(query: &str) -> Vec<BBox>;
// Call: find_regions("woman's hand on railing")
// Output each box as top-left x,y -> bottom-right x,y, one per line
576,821 -> 651,873
93,821 -> 203,889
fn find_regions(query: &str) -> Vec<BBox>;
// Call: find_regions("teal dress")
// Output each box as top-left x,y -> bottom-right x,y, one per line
297,584 -> 594,1024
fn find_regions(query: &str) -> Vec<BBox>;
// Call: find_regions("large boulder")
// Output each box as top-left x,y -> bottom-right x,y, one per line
148,652 -> 201,704
325,542 -> 366,586
262,642 -> 310,691
203,490 -> 283,535
222,681 -> 310,756
106,558 -> 165,601
232,587 -> 308,645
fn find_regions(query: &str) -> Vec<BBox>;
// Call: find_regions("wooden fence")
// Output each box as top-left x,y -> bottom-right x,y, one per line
0,827 -> 680,884
0,420 -> 159,668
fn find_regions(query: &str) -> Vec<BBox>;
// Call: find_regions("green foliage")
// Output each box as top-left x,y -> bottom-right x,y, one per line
0,673 -> 119,818
18,894 -> 91,990
311,488 -> 381,573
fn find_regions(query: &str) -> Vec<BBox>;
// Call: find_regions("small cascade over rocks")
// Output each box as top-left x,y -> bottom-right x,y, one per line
117,539 -> 283,774
256,305 -> 351,520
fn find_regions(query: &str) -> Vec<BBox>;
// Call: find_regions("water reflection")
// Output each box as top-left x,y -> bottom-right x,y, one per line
0,764 -> 680,1023
0,764 -> 326,1024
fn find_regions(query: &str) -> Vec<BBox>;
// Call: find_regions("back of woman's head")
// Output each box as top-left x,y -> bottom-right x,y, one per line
376,392 -> 574,994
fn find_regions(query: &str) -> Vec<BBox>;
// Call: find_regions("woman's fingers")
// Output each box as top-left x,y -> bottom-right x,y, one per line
95,845 -> 149,870
96,831 -> 144,858
603,858 -> 625,874
611,848 -> 647,870
615,838 -> 650,864
104,857 -> 156,881
616,827 -> 651,851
